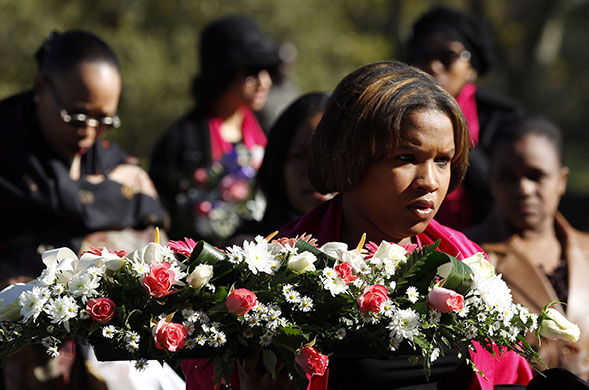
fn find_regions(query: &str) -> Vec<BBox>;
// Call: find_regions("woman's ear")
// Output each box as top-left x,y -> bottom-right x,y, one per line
558,166 -> 570,196
467,68 -> 478,83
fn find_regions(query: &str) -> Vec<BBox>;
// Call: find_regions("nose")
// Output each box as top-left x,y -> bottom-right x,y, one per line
517,177 -> 535,196
413,162 -> 439,192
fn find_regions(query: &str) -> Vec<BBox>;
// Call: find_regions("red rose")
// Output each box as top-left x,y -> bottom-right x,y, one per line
427,286 -> 464,313
152,318 -> 187,352
334,263 -> 358,284
225,288 -> 257,316
143,262 -> 175,298
357,284 -> 389,315
295,345 -> 329,376
86,298 -> 116,324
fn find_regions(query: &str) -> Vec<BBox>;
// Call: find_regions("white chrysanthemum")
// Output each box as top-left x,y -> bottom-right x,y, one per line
52,283 -> 65,296
387,308 -> 421,342
259,332 -> 273,347
380,300 -> 395,318
47,346 -> 60,358
19,286 -> 50,322
472,273 -> 513,313
41,336 -> 54,348
322,267 -> 337,279
195,311 -> 209,323
67,273 -> 100,300
102,325 -> 117,338
389,336 -> 401,351
336,328 -> 347,340
126,340 -> 140,352
242,329 -> 254,339
242,236 -> 276,274
195,334 -> 207,346
182,308 -> 195,319
135,359 -> 149,371
406,287 -> 419,303
210,331 -> 226,347
79,310 -> 90,320
185,338 -> 197,350
429,310 -> 442,325
246,314 -> 262,327
298,296 -> 314,312
125,331 -> 140,343
161,246 -> 176,261
284,290 -> 301,303
36,265 -> 57,287
226,245 -> 245,264
44,296 -> 79,327
382,259 -> 396,277
477,312 -> 487,322
184,322 -> 195,335
282,284 -> 294,295
389,281 -> 397,291
457,302 -> 469,318
132,262 -> 150,275
430,348 -> 440,362
85,265 -> 104,278
362,311 -> 381,324
323,276 -> 348,296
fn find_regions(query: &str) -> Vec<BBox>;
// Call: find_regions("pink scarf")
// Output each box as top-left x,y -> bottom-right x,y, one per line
208,106 -> 267,161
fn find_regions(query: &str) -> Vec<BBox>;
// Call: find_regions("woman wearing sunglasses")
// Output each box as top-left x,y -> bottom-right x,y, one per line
0,30 -> 170,389
406,6 -> 522,231
0,29 -> 168,285
150,15 -> 282,246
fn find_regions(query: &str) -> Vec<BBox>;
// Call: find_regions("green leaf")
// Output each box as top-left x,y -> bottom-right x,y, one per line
437,257 -> 474,295
262,348 -> 278,380
189,240 -> 227,266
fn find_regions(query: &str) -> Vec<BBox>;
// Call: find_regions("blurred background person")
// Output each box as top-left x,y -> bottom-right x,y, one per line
150,15 -> 283,245
406,6 -> 522,230
228,91 -> 333,245
466,113 -> 589,380
0,29 -> 176,390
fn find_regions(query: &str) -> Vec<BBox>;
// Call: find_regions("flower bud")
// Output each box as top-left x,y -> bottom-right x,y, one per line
427,286 -> 464,313
462,252 -> 495,281
539,308 -> 581,342
287,252 -> 317,273
186,264 -> 213,291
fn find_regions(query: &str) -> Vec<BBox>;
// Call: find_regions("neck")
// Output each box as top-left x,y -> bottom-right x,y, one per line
341,194 -> 413,247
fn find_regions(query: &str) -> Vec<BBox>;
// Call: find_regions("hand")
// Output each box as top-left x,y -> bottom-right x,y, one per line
107,164 -> 159,199
237,348 -> 299,390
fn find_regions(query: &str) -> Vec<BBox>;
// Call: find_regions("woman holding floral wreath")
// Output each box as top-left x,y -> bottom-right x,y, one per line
183,61 -> 533,389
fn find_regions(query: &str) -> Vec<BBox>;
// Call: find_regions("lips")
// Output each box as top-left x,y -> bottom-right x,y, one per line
407,199 -> 435,220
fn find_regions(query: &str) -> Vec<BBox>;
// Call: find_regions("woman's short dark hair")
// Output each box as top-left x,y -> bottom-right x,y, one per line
257,92 -> 330,210
489,113 -> 565,165
35,30 -> 120,75
309,61 -> 470,194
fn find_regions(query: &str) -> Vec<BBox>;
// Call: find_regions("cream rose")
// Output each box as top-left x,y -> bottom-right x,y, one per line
539,308 -> 581,342
287,252 -> 317,273
186,264 -> 214,291
462,252 -> 495,280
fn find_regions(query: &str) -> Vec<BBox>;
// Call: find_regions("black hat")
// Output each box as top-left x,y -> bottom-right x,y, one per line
198,15 -> 282,78
407,7 -> 494,76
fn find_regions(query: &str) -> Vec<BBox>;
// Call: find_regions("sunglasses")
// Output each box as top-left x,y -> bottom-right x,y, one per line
409,48 -> 472,68
44,76 -> 121,129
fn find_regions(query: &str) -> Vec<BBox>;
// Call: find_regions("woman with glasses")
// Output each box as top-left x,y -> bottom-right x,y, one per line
406,6 -> 522,231
0,29 -> 172,390
149,15 -> 282,245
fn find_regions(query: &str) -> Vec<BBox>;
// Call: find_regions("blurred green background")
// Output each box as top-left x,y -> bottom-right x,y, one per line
2,0 -> 589,192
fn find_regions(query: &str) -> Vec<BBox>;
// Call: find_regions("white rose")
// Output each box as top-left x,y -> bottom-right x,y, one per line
539,308 -> 581,342
372,241 -> 408,264
320,242 -> 348,259
186,264 -> 214,291
462,252 -> 495,280
287,252 -> 317,273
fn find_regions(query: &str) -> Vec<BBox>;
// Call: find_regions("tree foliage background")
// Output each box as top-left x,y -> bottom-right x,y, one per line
2,0 -> 589,192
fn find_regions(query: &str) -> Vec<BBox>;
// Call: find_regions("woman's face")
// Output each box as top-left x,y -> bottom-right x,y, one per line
284,111 -> 334,214
411,39 -> 477,97
230,69 -> 273,112
344,109 -> 454,244
490,134 -> 568,233
35,62 -> 121,161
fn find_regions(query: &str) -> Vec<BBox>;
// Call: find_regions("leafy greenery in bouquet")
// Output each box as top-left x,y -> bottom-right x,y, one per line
0,231 -> 580,388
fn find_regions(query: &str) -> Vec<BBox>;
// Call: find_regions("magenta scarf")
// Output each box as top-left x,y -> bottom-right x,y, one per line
278,195 -> 533,390
208,106 -> 267,161
456,83 -> 479,146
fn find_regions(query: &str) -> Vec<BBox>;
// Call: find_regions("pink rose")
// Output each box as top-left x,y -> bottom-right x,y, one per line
86,297 -> 116,324
427,286 -> 464,313
295,345 -> 329,376
334,263 -> 358,284
357,285 -> 389,315
152,318 -> 187,352
143,262 -> 175,298
225,288 -> 257,316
